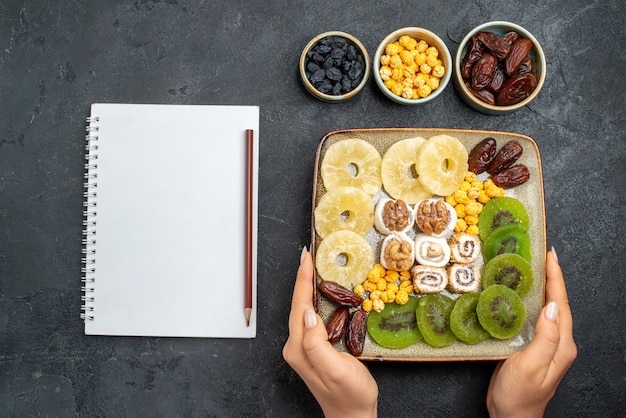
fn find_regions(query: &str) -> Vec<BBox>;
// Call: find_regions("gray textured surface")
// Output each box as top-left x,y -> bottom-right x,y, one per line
0,0 -> 624,417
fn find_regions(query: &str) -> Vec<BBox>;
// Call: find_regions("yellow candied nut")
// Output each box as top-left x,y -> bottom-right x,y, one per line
467,186 -> 481,200
395,290 -> 409,305
400,50 -> 415,65
471,179 -> 484,190
454,189 -> 470,205
416,40 -> 429,53
426,55 -> 440,68
380,54 -> 391,66
417,84 -> 432,98
385,42 -> 404,56
379,65 -> 393,81
465,171 -> 477,182
485,183 -> 502,198
372,299 -> 385,313
353,284 -> 365,297
402,77 -> 414,88
384,79 -> 397,90
401,87 -> 413,99
380,290 -> 396,304
427,76 -> 440,91
414,72 -> 429,87
455,218 -> 468,232
420,63 -> 432,74
432,65 -> 446,78
385,270 -> 400,283
376,277 -> 387,291
362,279 -> 377,293
426,46 -> 439,57
386,282 -> 399,293
465,214 -> 479,225
399,270 -> 411,279
370,290 -> 381,301
389,54 -> 404,69
445,194 -> 457,206
465,201 -> 483,216
467,225 -> 480,235
403,66 -> 416,79
459,181 -> 472,191
391,83 -> 404,96
455,203 -> 467,218
362,298 -> 373,312
399,35 -> 418,50
478,190 -> 491,204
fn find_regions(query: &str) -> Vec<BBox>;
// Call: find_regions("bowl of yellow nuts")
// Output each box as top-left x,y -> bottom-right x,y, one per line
373,27 -> 452,105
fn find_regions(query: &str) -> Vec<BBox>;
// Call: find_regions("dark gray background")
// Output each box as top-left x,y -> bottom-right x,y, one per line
1,0 -> 624,417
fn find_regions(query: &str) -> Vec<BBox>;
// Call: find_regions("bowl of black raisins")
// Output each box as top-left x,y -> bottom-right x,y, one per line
300,32 -> 370,102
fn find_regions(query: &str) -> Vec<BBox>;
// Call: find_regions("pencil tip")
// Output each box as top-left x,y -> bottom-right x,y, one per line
244,308 -> 252,326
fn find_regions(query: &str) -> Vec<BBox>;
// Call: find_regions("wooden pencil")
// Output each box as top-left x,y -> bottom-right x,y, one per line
244,129 -> 254,326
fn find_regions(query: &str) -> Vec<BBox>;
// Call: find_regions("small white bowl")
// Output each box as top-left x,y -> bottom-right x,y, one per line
300,31 -> 370,102
453,21 -> 546,115
373,27 -> 452,105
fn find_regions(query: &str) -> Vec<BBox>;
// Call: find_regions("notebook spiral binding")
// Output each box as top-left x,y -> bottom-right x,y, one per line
81,116 -> 99,321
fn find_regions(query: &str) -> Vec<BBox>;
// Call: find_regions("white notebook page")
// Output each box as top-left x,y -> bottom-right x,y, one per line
83,103 -> 258,338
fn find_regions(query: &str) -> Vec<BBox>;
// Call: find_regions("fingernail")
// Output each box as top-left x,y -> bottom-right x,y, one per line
551,246 -> 559,264
300,246 -> 308,265
304,308 -> 317,328
545,301 -> 558,321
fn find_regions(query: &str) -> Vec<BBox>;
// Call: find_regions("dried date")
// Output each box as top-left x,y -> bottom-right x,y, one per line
496,72 -> 538,106
466,81 -> 496,105
346,310 -> 367,356
502,31 -> 520,45
468,137 -> 497,174
487,140 -> 523,174
489,63 -> 506,93
505,38 -> 534,76
318,280 -> 363,307
516,56 -> 534,74
461,36 -> 483,79
491,164 -> 530,188
326,307 -> 349,344
471,53 -> 497,91
477,31 -> 511,60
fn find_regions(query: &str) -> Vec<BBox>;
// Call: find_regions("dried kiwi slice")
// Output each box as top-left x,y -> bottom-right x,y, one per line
477,284 -> 526,340
367,296 -> 422,348
483,253 -> 534,298
416,293 -> 457,347
478,196 -> 530,241
482,224 -> 531,263
450,293 -> 491,345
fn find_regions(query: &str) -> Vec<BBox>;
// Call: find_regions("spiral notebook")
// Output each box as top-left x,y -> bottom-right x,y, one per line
82,103 -> 258,338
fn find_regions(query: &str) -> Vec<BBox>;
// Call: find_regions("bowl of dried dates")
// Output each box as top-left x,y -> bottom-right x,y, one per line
300,31 -> 370,102
453,21 -> 546,114
373,27 -> 452,105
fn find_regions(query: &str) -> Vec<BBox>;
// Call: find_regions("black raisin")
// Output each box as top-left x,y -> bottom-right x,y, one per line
348,61 -> 363,80
309,69 -> 326,83
332,82 -> 342,95
316,44 -> 332,54
326,67 -> 342,81
307,62 -> 321,73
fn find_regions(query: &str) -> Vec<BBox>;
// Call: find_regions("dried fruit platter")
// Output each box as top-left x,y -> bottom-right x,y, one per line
311,128 -> 546,361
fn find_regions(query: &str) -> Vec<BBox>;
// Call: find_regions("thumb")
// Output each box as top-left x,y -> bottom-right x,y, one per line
518,301 -> 561,376
301,308 -> 348,373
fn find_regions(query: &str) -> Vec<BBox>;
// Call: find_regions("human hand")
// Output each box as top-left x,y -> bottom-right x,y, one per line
283,247 -> 378,418
486,249 -> 577,417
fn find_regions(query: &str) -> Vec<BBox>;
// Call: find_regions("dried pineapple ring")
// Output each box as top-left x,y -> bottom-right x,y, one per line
320,138 -> 382,196
380,136 -> 432,204
416,135 -> 468,196
314,186 -> 374,239
315,230 -> 374,289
